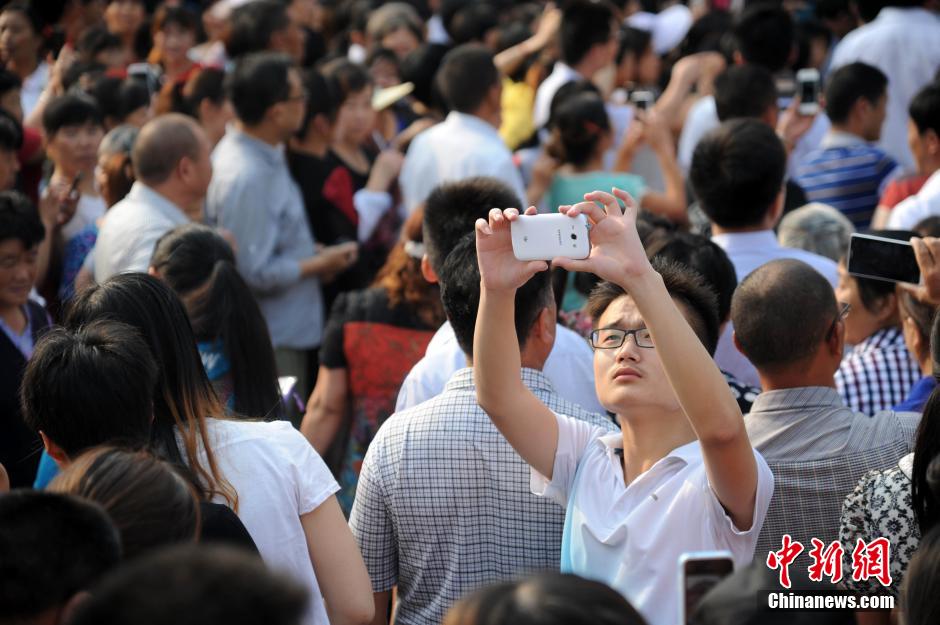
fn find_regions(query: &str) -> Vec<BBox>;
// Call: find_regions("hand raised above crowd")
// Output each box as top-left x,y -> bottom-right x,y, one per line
905,237 -> 940,306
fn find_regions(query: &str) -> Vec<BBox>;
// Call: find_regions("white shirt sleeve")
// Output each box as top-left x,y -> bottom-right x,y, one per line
273,421 -> 340,515
353,189 -> 392,242
531,412 -> 608,506
703,449 -> 775,557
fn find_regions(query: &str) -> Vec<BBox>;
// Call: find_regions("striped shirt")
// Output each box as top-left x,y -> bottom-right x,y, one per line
349,367 -> 616,625
835,326 -> 921,416
746,386 -> 919,569
795,131 -> 901,230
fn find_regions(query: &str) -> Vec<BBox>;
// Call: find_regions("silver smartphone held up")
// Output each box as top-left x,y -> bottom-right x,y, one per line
630,90 -> 655,111
679,551 -> 734,625
510,213 -> 590,261
796,68 -> 821,115
846,232 -> 921,285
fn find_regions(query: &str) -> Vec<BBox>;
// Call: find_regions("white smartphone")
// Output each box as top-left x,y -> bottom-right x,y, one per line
796,68 -> 820,115
847,232 -> 921,285
510,213 -> 590,261
630,90 -> 655,111
678,551 -> 734,625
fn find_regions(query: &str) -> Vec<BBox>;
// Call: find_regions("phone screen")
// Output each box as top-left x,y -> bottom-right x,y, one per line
799,77 -> 817,104
683,558 -> 733,624
847,234 -> 920,284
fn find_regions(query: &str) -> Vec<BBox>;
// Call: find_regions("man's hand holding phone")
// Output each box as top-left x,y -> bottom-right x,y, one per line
475,206 -> 549,294
905,236 -> 940,306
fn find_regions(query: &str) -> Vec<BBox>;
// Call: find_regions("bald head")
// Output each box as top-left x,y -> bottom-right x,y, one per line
731,259 -> 838,372
132,114 -> 206,187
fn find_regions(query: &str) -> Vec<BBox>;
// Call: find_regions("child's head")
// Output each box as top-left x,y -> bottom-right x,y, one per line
321,58 -> 374,146
0,191 -> 43,311
42,93 -> 105,177
586,260 -> 719,416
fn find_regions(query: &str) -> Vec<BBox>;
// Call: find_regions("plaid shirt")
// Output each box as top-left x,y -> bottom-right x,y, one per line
745,387 -> 919,568
835,327 -> 921,416
349,367 -> 615,625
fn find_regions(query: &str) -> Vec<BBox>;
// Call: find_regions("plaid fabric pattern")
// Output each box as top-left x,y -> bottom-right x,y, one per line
835,327 -> 921,416
349,368 -> 615,625
746,387 -> 919,569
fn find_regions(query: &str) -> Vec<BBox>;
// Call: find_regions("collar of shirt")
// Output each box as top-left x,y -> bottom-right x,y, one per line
0,304 -> 33,359
444,366 -> 556,395
852,326 -> 906,354
749,386 -> 843,414
821,130 -> 867,150
873,6 -> 940,26
127,181 -> 189,224
710,229 -> 780,253
595,432 -> 702,468
551,61 -> 582,82
444,111 -> 501,139
225,125 -> 287,166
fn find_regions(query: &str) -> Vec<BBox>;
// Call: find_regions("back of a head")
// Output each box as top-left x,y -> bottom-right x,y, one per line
49,447 -> 199,561
546,92 -> 610,168
905,525 -> 940,625
69,545 -> 307,625
435,43 -> 498,114
159,67 -> 226,119
440,233 -> 551,358
20,321 -> 158,458
444,573 -> 648,625
226,0 -> 289,59
910,81 -> 940,138
731,259 -> 837,373
648,231 -> 737,328
778,203 -> 854,262
714,64 -> 777,122
824,62 -> 888,124
449,3 -> 499,46
296,69 -> 339,138
0,491 -> 121,622
423,177 -> 522,274
132,113 -> 202,187
226,51 -> 292,126
690,118 -> 786,229
560,0 -> 615,67
151,224 -> 281,419
731,2 -> 794,73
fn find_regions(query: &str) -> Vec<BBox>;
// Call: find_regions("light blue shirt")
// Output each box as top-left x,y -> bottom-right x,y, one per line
207,127 -> 323,349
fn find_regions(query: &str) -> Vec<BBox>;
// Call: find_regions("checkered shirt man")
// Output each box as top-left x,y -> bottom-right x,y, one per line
835,327 -> 921,416
349,367 -> 616,625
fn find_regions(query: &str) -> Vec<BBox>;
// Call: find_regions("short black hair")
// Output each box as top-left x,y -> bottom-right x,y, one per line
0,491 -> 121,621
296,69 -> 339,138
560,0 -> 615,67
0,68 -> 21,98
440,233 -> 552,358
648,230 -> 738,329
731,2 -> 794,73
70,545 -> 308,625
0,111 -> 23,152
690,118 -> 787,229
586,258 -> 720,355
89,75 -> 152,124
435,44 -> 499,114
0,191 -> 43,247
225,0 -> 289,59
449,3 -> 499,45
320,57 -> 372,102
42,92 -> 104,137
714,64 -> 777,122
401,43 -> 448,110
20,321 -> 158,458
423,177 -> 522,274
226,52 -> 293,126
731,259 -> 838,372
824,62 -> 888,124
910,81 -> 940,137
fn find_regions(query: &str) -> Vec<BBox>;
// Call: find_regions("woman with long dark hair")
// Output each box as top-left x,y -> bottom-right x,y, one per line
150,223 -> 281,420
64,273 -> 374,625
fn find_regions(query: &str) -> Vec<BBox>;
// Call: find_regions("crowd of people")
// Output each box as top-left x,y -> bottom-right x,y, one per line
1,0 -> 940,624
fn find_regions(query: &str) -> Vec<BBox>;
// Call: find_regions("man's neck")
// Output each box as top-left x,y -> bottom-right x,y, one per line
760,371 -> 837,392
236,120 -> 284,147
571,58 -> 597,81
618,411 -> 696,485
829,124 -> 865,142
462,107 -> 499,130
711,223 -> 773,236
146,182 -> 200,221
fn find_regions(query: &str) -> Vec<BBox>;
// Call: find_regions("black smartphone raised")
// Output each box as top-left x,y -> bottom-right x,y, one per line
679,551 -> 734,624
847,232 -> 920,285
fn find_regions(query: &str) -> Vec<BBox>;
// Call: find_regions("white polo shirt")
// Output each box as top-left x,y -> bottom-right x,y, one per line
532,412 -> 774,625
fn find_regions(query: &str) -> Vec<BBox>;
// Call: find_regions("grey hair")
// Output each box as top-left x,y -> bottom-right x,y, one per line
777,203 -> 855,262
98,124 -> 139,159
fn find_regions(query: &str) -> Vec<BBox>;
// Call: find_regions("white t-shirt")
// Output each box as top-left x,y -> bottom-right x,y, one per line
532,412 -> 774,625
188,418 -> 340,625
61,193 -> 106,242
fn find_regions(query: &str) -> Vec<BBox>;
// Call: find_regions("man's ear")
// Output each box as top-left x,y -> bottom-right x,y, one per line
537,305 -> 555,343
874,292 -> 899,324
828,316 -> 846,357
420,254 -> 438,284
40,432 -> 70,468
732,330 -> 745,355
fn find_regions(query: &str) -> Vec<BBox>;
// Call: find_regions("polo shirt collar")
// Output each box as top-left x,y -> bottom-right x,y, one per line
595,434 -> 702,466
443,366 -> 556,395
227,125 -> 286,164
821,130 -> 866,149
749,386 -> 843,414
128,181 -> 189,223
710,229 -> 779,251
445,111 -> 500,138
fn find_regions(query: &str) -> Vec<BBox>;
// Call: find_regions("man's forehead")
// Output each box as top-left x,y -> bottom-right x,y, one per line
597,294 -> 643,327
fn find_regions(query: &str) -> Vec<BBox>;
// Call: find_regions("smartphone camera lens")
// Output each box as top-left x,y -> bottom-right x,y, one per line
570,233 -> 577,240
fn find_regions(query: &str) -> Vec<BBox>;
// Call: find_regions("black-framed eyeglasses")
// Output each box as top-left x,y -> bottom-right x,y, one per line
826,302 -> 851,341
589,327 -> 654,350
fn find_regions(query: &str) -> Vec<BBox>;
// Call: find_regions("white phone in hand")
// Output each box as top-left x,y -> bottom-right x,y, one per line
510,213 -> 590,261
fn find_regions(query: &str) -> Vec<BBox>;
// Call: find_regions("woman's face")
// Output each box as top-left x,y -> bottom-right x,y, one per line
835,261 -> 891,346
156,22 -> 196,67
369,57 -> 400,89
48,122 -> 105,177
105,0 -> 146,38
333,88 -> 375,146
0,10 -> 41,66
381,26 -> 420,61
592,295 -> 682,417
